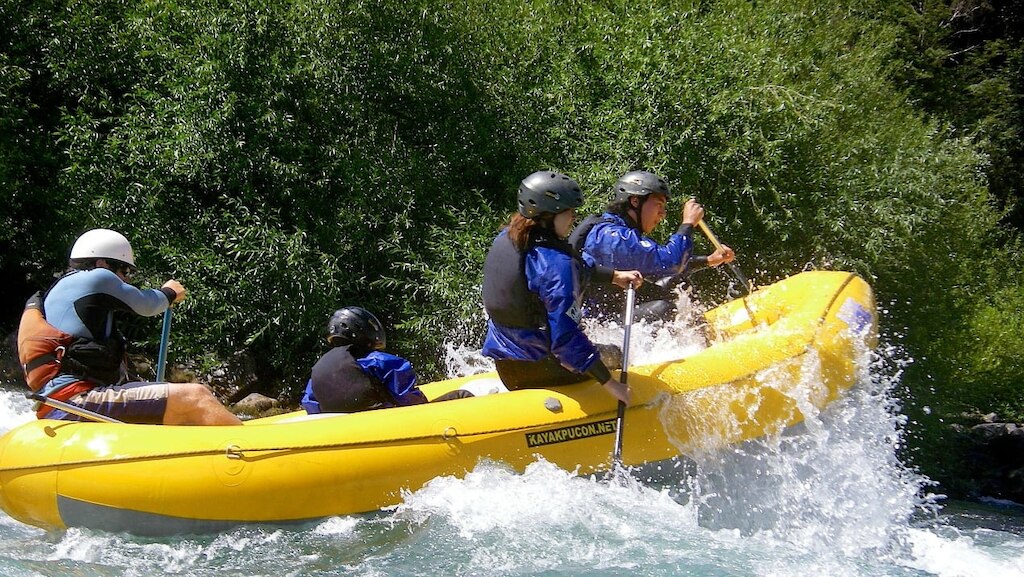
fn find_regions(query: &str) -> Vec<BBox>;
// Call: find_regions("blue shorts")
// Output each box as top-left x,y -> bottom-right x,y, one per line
48,382 -> 170,424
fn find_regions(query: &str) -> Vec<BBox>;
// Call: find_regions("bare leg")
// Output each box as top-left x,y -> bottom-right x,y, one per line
163,383 -> 242,425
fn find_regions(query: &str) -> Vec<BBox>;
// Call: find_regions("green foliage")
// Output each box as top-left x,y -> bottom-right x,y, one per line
890,0 -> 1024,226
3,0 -> 533,384
945,240 -> 1024,421
0,1 -> 80,312
375,195 -> 503,377
1,1 -> 1021,494
878,0 -> 1024,484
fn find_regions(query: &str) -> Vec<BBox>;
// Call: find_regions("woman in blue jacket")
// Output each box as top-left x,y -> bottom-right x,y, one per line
481,170 -> 640,405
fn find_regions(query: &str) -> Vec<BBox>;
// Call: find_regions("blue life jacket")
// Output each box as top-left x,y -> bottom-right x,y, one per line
576,212 -> 694,276
572,212 -> 695,318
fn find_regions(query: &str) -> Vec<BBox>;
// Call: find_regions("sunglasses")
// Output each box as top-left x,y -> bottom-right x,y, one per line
113,262 -> 137,280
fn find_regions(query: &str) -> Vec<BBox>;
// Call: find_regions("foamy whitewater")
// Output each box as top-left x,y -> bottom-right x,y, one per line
2,294 -> 1022,577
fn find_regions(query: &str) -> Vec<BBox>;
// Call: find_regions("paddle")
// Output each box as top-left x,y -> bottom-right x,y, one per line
611,284 -> 636,468
26,393 -> 125,424
696,219 -> 752,296
156,307 -> 172,382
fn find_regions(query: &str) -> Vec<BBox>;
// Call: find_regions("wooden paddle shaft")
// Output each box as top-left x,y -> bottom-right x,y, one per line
696,218 -> 753,295
697,220 -> 724,252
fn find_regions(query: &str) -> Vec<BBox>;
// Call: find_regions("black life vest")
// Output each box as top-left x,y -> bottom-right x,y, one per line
483,228 -> 580,329
568,213 -> 620,254
310,345 -> 392,413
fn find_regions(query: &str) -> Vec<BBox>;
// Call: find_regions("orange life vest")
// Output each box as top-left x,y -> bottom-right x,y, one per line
17,291 -> 93,418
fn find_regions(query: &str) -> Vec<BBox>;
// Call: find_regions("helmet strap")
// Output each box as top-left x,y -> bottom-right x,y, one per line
626,196 -> 646,233
533,213 -> 556,229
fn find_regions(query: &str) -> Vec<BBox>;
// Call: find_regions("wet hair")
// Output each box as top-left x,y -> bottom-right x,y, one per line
604,197 -> 646,232
69,258 -> 100,271
506,212 -> 555,251
605,198 -> 634,218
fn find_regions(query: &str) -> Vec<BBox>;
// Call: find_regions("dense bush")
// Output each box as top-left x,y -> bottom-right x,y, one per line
1,0 -> 1021,484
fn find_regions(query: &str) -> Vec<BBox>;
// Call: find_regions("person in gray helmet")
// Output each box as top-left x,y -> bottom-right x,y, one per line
569,170 -> 735,320
481,170 -> 641,404
301,306 -> 472,413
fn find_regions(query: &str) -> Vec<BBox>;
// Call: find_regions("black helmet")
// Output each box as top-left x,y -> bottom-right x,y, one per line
517,171 -> 584,219
612,170 -> 671,203
326,306 -> 386,351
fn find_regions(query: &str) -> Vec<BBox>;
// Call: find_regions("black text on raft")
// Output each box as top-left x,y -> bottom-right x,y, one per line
525,419 -> 617,448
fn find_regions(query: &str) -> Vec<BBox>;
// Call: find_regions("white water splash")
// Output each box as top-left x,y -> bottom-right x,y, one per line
390,459 -> 718,575
312,516 -> 360,536
420,296 -> 1019,576
37,526 -> 298,577
395,458 -> 695,539
443,342 -> 494,378
0,389 -> 34,434
583,289 -> 709,367
678,340 -> 927,561
50,528 -> 205,570
900,526 -> 1024,576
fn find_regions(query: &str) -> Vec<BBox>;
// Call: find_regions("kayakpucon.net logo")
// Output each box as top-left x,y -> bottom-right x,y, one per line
525,419 -> 617,447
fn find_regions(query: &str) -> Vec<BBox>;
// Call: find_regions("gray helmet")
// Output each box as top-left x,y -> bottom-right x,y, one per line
326,306 -> 386,351
517,171 -> 584,219
613,170 -> 671,203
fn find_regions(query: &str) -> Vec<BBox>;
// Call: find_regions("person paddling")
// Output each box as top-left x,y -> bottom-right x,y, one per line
569,170 -> 735,321
18,228 -> 241,425
481,170 -> 640,405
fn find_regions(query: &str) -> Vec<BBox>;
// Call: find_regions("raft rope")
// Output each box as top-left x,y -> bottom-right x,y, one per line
0,406 -> 641,473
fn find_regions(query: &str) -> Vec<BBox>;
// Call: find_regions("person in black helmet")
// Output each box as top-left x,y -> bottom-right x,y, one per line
481,170 -> 642,405
301,306 -> 471,413
568,170 -> 735,321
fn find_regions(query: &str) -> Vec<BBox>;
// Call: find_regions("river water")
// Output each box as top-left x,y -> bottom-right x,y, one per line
1,318 -> 1022,576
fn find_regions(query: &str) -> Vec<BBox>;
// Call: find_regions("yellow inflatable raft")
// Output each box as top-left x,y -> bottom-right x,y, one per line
0,270 -> 875,535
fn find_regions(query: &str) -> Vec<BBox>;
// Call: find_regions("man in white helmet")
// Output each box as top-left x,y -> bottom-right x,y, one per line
23,228 -> 240,425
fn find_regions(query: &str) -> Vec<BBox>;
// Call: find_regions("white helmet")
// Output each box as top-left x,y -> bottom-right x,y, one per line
70,228 -> 136,266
